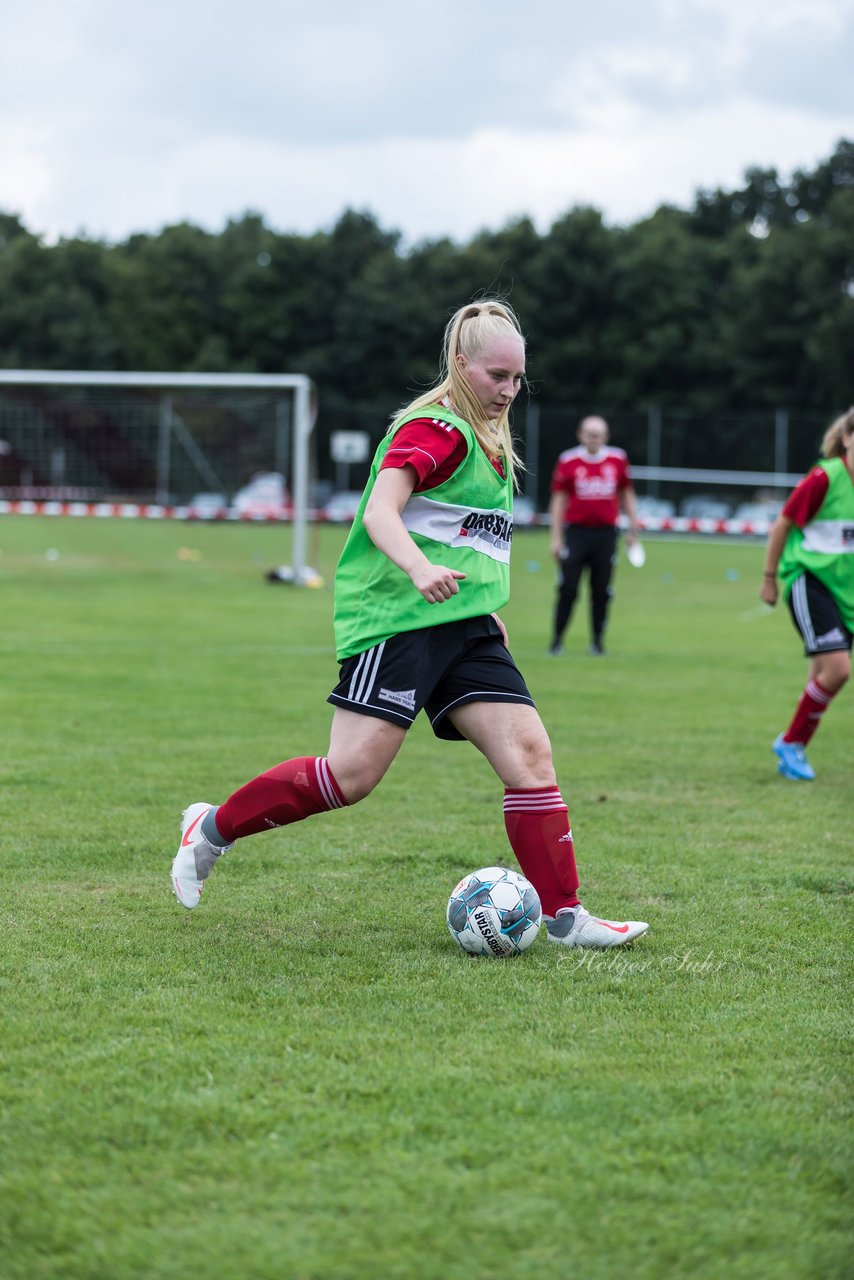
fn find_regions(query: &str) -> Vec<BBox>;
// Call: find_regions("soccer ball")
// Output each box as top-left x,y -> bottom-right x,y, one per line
446,866 -> 542,957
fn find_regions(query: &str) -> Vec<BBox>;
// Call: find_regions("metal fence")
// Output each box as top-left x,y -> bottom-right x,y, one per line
315,399 -> 830,516
0,376 -> 832,519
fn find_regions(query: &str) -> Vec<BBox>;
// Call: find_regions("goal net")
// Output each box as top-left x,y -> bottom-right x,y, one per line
0,370 -> 318,580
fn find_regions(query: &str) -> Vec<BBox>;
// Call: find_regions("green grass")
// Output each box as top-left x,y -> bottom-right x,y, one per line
0,517 -> 851,1280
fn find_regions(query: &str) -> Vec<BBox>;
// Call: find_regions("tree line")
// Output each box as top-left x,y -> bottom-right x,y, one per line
0,140 -> 851,427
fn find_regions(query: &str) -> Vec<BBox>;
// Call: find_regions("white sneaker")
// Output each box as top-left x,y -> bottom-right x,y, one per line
545,905 -> 649,949
171,802 -> 232,909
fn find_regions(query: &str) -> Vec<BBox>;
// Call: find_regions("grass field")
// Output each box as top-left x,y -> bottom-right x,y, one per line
0,516 -> 851,1280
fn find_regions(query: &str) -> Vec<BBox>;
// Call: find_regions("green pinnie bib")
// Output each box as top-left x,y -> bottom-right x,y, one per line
333,406 -> 514,660
779,456 -> 854,630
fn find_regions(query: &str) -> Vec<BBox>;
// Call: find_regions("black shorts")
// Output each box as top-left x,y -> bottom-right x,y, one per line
328,615 -> 535,741
787,571 -> 853,656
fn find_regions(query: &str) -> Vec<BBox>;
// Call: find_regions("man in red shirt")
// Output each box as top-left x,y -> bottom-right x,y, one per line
548,415 -> 639,655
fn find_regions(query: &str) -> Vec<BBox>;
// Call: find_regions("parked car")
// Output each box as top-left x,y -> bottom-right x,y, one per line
679,495 -> 733,520
733,501 -> 782,526
187,491 -> 229,519
513,496 -> 539,527
635,496 -> 676,520
232,472 -> 291,519
322,490 -> 364,523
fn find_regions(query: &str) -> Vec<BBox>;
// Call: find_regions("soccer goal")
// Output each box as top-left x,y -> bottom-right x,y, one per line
0,369 -> 319,582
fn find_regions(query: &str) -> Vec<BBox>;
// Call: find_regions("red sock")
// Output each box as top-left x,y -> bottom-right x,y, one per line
214,756 -> 347,842
503,787 -> 580,918
784,678 -> 835,747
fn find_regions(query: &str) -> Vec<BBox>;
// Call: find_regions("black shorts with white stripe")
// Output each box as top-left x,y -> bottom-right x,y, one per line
787,570 -> 852,656
327,615 -> 535,741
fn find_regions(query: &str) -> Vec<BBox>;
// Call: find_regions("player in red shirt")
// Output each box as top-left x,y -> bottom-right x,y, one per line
548,415 -> 639,655
759,408 -> 854,780
170,301 -> 649,950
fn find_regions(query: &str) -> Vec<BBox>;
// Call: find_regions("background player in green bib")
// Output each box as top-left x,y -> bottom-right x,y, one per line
171,300 -> 648,949
760,407 -> 854,780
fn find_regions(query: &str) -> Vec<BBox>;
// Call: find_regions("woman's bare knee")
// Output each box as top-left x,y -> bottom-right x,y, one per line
450,701 -> 557,788
497,724 -> 556,788
514,733 -> 557,788
326,709 -> 406,804
328,759 -> 385,805
813,652 -> 851,694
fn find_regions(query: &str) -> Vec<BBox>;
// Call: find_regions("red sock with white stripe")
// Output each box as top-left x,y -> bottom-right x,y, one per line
783,678 -> 835,746
212,756 -> 347,842
503,786 -> 580,918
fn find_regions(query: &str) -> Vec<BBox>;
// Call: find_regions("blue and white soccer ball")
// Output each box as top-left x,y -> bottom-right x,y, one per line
446,866 -> 542,957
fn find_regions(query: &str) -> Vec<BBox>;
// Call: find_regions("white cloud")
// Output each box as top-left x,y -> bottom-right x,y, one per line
669,0 -> 854,34
0,0 -> 851,242
22,93 -> 848,247
0,127 -> 56,214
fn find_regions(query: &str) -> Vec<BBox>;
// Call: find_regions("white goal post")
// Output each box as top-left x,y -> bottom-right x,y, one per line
0,369 -> 318,583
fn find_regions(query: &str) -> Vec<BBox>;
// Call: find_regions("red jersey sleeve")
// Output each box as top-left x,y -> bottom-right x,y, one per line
782,467 -> 829,527
380,416 -> 505,489
379,418 -> 467,491
550,458 -> 573,494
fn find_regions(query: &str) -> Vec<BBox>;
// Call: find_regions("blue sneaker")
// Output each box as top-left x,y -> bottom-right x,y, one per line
772,734 -> 815,781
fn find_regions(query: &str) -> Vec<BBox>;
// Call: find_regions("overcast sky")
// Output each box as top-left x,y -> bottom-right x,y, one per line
2,0 -> 853,246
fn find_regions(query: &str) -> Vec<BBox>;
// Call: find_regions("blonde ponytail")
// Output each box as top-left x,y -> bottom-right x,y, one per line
391,299 -> 526,485
820,407 -> 854,459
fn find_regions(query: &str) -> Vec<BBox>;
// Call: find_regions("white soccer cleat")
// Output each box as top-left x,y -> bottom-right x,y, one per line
171,802 -> 232,909
545,904 -> 649,949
